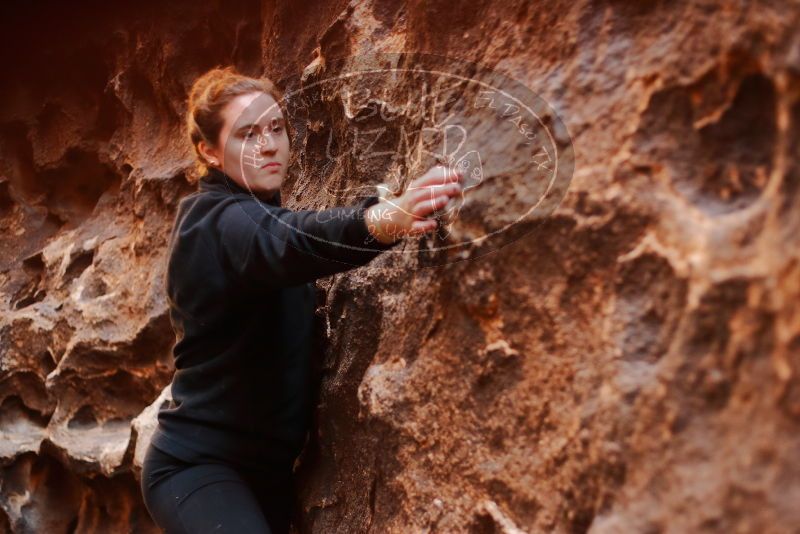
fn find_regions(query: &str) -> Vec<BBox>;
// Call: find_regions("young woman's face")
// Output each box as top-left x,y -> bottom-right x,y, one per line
214,91 -> 290,197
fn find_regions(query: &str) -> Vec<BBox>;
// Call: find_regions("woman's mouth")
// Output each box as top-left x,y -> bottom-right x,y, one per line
261,162 -> 281,169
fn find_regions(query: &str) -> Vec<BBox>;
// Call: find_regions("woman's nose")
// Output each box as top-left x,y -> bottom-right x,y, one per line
260,134 -> 277,154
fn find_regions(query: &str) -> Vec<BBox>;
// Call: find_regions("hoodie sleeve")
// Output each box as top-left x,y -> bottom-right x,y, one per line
217,195 -> 399,289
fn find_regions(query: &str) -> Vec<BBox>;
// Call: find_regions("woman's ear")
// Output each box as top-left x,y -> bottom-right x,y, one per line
198,140 -> 222,167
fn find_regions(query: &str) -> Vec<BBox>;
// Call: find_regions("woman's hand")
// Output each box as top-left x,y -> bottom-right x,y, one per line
365,165 -> 464,244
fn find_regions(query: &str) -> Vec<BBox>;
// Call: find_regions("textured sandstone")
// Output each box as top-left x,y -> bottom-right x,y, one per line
1,1 -> 799,533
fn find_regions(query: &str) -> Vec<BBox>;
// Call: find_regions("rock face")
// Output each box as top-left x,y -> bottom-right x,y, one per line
1,1 -> 799,533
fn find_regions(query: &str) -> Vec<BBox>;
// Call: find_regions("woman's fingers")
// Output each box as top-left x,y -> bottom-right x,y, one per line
380,165 -> 464,240
404,183 -> 461,212
410,219 -> 438,234
413,195 -> 451,217
412,219 -> 436,229
418,169 -> 461,187
408,166 -> 464,190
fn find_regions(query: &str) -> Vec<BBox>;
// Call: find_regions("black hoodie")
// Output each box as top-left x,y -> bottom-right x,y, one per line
150,167 -> 397,472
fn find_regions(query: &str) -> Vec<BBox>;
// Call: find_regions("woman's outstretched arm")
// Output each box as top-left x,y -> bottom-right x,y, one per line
216,166 -> 463,289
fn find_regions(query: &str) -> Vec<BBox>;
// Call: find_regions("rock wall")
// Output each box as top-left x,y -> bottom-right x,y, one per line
1,0 -> 799,532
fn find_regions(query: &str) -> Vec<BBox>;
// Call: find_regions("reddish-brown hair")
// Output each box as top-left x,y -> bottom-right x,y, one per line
185,66 -> 291,182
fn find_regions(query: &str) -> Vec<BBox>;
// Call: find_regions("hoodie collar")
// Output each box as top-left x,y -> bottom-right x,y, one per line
199,167 -> 282,207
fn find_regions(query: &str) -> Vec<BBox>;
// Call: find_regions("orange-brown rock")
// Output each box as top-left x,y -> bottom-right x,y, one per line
1,1 -> 799,533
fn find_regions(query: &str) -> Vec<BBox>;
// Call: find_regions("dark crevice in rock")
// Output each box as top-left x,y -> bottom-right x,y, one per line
12,252 -> 47,309
634,69 -> 777,216
67,405 -> 100,430
0,177 -> 13,213
63,249 -> 96,287
613,253 -> 688,364
0,395 -> 51,431
37,149 -> 122,227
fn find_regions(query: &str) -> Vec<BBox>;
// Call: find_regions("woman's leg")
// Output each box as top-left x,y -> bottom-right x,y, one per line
242,466 -> 296,534
141,445 -> 275,533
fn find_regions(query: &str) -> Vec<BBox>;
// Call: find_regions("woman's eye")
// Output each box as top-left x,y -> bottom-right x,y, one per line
244,131 -> 255,138
272,126 -> 283,133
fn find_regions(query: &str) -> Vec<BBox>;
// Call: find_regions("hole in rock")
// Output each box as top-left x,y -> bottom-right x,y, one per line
38,149 -> 122,227
693,73 -> 776,213
82,274 -> 109,299
67,405 -> 99,429
0,395 -> 50,431
12,252 -> 46,309
634,73 -> 776,215
63,249 -> 95,286
0,179 -> 13,212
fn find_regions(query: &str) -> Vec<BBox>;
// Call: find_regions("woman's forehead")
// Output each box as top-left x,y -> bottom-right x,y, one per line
226,91 -> 284,126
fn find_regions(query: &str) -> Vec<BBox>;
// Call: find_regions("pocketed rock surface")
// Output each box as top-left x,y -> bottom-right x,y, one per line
1,1 -> 799,533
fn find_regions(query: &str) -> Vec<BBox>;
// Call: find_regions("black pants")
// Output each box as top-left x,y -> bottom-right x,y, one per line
140,443 -> 295,533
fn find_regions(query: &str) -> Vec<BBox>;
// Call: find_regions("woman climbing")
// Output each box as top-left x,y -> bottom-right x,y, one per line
139,66 -> 464,533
